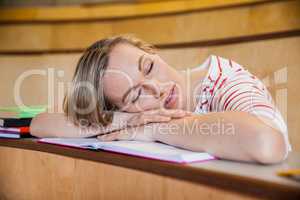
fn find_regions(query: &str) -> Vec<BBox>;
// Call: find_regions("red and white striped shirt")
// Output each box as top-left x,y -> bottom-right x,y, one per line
194,55 -> 291,153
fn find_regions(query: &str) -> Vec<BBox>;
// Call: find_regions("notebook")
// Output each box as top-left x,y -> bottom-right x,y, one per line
0,127 -> 30,138
0,126 -> 29,133
38,138 -> 215,163
0,132 -> 30,139
0,118 -> 32,127
0,106 -> 45,139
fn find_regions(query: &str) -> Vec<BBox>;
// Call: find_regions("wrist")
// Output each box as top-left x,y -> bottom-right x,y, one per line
144,123 -> 162,142
110,111 -> 132,129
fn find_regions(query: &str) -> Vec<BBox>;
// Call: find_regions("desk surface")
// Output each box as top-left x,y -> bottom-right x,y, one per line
0,138 -> 300,199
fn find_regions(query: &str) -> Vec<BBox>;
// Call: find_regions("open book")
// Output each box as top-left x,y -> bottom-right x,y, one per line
38,138 -> 215,164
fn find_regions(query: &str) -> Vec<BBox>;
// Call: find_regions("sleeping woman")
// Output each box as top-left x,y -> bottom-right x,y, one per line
30,35 -> 291,164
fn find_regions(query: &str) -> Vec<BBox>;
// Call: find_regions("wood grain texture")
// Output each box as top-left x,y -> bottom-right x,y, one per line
0,0 -> 299,52
0,0 -> 267,23
0,146 -> 253,200
73,158 -> 257,200
0,143 -> 299,200
0,146 -> 76,200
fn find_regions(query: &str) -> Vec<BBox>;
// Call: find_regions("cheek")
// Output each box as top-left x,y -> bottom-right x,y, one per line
103,75 -> 134,106
139,97 -> 161,110
155,61 -> 179,81
122,97 -> 161,112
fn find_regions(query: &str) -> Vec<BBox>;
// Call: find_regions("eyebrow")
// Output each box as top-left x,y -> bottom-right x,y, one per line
138,54 -> 145,72
121,54 -> 145,103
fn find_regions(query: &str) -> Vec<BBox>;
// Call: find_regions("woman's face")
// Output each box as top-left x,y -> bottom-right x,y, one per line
103,43 -> 186,113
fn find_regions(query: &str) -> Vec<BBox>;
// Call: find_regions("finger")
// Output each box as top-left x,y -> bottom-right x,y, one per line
172,109 -> 193,117
127,114 -> 171,126
115,129 -> 135,140
141,115 -> 171,124
97,130 -> 135,141
97,132 -> 119,141
184,111 -> 193,116
158,109 -> 188,118
144,109 -> 184,117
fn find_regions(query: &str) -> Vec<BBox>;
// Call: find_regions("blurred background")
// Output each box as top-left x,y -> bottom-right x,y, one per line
0,0 -> 299,150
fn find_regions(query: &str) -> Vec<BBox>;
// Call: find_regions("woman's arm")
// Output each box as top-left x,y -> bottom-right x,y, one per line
30,112 -> 131,138
30,109 -> 189,138
154,112 -> 287,164
98,111 -> 287,164
30,112 -> 102,138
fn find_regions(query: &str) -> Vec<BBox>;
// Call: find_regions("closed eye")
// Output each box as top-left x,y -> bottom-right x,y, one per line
145,60 -> 154,75
131,88 -> 142,103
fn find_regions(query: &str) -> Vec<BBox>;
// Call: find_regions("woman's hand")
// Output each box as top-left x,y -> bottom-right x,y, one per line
97,123 -> 158,142
126,109 -> 191,127
97,109 -> 191,142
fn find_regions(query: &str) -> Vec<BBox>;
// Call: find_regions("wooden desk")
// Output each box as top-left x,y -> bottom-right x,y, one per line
0,138 -> 299,200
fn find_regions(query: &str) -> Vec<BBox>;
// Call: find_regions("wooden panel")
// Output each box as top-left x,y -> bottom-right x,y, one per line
0,146 -> 76,200
113,0 -> 300,46
0,0 -> 299,52
0,54 -> 80,107
1,138 -> 299,198
0,145 -> 272,200
0,0 -> 266,22
1,37 -> 299,150
74,157 -> 258,200
0,23 -> 113,51
0,0 -> 166,7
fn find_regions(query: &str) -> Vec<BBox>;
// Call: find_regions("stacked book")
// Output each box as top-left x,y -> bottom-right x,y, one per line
0,106 -> 46,138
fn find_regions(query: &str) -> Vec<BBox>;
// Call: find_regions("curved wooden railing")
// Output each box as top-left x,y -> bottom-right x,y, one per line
0,0 -> 269,23
0,0 -> 299,53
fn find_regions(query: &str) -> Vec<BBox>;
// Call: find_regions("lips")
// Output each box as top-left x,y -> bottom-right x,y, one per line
164,85 -> 177,109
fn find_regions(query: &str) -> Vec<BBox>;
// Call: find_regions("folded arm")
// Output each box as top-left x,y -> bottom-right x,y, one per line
30,109 -> 188,138
99,111 -> 288,164
30,112 -> 128,138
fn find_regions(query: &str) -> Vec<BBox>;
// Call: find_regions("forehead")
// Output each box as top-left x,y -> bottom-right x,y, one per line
102,43 -> 144,104
108,43 -> 145,69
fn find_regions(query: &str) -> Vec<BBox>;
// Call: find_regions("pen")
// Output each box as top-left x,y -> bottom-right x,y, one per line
277,169 -> 300,177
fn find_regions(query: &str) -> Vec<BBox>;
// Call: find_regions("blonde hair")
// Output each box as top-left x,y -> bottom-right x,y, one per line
63,35 -> 156,126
